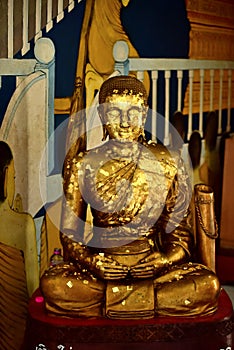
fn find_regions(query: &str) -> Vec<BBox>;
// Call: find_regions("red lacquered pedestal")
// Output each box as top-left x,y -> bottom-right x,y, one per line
25,288 -> 233,350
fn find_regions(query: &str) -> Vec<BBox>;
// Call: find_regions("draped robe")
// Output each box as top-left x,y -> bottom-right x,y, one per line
41,139 -> 220,318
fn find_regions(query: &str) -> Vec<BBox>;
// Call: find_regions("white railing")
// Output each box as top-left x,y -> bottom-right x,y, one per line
3,0 -> 83,58
113,40 -> 234,145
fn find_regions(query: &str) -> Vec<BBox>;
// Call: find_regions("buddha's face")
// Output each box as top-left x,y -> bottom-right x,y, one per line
99,94 -> 148,141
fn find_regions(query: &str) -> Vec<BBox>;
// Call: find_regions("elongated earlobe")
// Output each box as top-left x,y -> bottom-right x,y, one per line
97,105 -> 105,123
97,105 -> 108,140
140,127 -> 146,139
102,126 -> 108,141
138,128 -> 146,142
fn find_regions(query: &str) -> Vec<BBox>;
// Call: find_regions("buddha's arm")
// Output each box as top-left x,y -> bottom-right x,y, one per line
158,171 -> 194,261
131,161 -> 194,278
61,152 -> 88,243
61,152 -> 129,280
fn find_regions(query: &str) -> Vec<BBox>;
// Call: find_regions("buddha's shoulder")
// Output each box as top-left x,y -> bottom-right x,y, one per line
75,147 -> 107,170
144,141 -> 180,164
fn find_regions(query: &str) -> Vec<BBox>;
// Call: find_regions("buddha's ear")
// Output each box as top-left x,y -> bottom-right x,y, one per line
97,105 -> 105,123
142,105 -> 149,122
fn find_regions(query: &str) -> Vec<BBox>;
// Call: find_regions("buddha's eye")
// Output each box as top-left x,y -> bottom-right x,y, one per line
128,108 -> 141,117
128,108 -> 143,125
106,108 -> 121,122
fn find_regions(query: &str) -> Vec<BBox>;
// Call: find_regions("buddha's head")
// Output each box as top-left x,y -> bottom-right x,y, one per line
98,75 -> 148,142
0,141 -> 15,206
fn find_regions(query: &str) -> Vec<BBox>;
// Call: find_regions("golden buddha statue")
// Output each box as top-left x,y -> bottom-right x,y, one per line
41,76 -> 220,319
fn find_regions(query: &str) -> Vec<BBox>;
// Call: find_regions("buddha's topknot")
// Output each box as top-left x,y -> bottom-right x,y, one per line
99,75 -> 148,105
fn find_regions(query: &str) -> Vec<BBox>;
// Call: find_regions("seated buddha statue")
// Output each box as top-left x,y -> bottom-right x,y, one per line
40,76 -> 220,319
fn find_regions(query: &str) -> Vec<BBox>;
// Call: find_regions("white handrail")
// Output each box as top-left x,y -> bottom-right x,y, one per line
127,58 -> 234,71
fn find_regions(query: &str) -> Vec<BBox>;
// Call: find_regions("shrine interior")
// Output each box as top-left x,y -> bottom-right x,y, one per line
0,1 -> 234,349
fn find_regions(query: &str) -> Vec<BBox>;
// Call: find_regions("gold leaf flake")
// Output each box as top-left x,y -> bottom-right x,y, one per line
66,281 -> 73,288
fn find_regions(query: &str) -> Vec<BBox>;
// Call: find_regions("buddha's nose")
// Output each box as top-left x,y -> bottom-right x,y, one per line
121,111 -> 129,127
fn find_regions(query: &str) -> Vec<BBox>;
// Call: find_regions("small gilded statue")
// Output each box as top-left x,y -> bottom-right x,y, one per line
41,76 -> 220,318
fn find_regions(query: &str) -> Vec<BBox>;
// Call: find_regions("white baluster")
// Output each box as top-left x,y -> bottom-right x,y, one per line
8,0 -> 14,58
209,69 -> 214,111
46,0 -> 53,32
113,40 -> 129,75
226,69 -> 232,132
21,0 -> 30,56
177,70 -> 183,111
187,70 -> 194,140
164,70 -> 171,145
57,0 -> 64,23
199,69 -> 204,137
151,70 -> 158,142
218,69 -> 223,134
35,0 -> 42,42
68,1 -> 75,12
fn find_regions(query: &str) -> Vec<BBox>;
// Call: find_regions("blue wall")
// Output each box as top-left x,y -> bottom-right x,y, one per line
121,0 -> 190,58
46,0 -> 190,98
0,0 -> 190,125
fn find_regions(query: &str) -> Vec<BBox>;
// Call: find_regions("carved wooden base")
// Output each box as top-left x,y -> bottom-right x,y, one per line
24,288 -> 233,350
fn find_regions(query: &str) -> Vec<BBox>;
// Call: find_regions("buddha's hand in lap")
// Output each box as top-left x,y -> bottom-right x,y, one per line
130,252 -> 169,279
86,254 -> 129,280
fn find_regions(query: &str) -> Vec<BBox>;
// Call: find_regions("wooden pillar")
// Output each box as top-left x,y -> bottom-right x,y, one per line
220,136 -> 234,249
184,0 -> 234,115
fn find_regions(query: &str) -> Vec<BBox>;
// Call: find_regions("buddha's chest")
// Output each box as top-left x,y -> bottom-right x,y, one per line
82,157 -> 173,215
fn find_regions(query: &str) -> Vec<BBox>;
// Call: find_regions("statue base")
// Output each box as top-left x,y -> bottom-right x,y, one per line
24,289 -> 233,350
